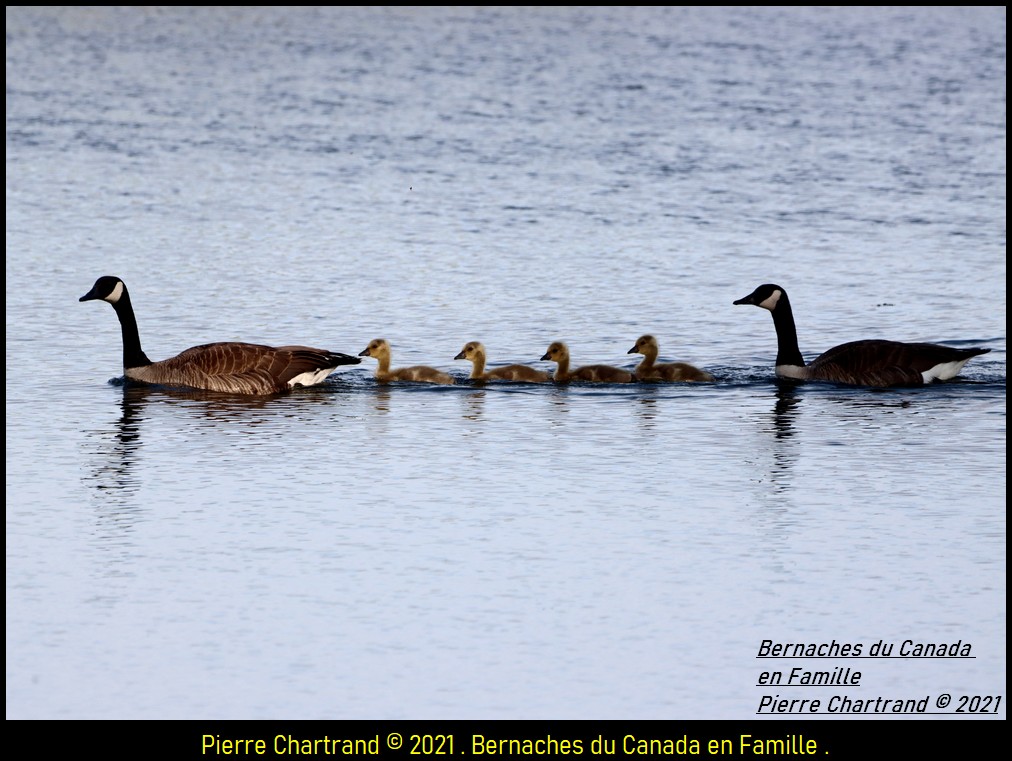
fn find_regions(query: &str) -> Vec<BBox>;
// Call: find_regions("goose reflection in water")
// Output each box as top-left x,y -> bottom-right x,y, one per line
767,380 -> 802,493
82,381 -> 334,501
83,382 -> 148,501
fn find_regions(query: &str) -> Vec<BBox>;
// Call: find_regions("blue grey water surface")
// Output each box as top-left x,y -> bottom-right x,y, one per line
5,6 -> 1006,720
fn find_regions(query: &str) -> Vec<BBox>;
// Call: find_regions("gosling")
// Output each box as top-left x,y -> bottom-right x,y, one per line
540,341 -> 636,383
455,341 -> 550,382
627,335 -> 714,382
358,338 -> 455,384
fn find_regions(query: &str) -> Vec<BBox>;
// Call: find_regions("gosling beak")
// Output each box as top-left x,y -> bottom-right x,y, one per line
357,348 -> 370,357
627,346 -> 637,354
540,352 -> 551,361
454,351 -> 466,360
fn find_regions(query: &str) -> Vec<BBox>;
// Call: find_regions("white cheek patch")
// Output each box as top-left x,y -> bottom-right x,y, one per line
759,289 -> 782,312
106,280 -> 124,304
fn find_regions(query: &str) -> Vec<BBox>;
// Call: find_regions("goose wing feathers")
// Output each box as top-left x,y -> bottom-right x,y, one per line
810,340 -> 990,387
131,343 -> 359,394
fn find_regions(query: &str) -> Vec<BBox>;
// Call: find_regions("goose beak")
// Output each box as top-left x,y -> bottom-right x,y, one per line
454,351 -> 466,360
79,288 -> 100,302
357,348 -> 370,357
627,346 -> 636,354
733,294 -> 754,306
540,352 -> 551,361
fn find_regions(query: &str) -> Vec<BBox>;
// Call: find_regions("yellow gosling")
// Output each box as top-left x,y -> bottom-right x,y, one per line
455,341 -> 550,382
627,334 -> 714,382
358,338 -> 455,385
540,341 -> 635,383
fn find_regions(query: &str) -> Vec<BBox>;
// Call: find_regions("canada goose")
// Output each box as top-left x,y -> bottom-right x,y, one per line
454,341 -> 551,383
733,283 -> 991,387
79,275 -> 360,395
540,341 -> 636,383
627,335 -> 714,382
358,338 -> 456,384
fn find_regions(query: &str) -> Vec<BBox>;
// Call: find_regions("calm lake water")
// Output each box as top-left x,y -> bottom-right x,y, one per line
6,6 -> 1006,721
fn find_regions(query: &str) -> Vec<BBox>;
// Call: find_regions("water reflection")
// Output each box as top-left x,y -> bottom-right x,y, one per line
767,380 -> 802,494
79,385 -> 156,570
81,384 -> 149,503
459,388 -> 487,421
632,385 -> 662,431
368,385 -> 394,414
81,382 -> 334,500
742,381 -> 804,583
742,381 -> 803,530
544,385 -> 572,429
770,380 -> 801,438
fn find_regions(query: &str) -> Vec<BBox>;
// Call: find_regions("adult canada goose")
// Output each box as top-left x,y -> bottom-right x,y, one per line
733,283 -> 991,387
627,335 -> 714,382
454,341 -> 550,383
540,341 -> 636,383
359,338 -> 456,384
79,276 -> 360,395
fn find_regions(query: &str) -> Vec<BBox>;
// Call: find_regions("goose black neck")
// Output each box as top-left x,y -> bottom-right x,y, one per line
771,291 -> 806,367
112,289 -> 153,369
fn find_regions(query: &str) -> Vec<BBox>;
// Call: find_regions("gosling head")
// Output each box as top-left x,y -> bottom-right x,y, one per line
358,338 -> 391,360
628,334 -> 659,355
540,341 -> 568,363
454,341 -> 485,361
